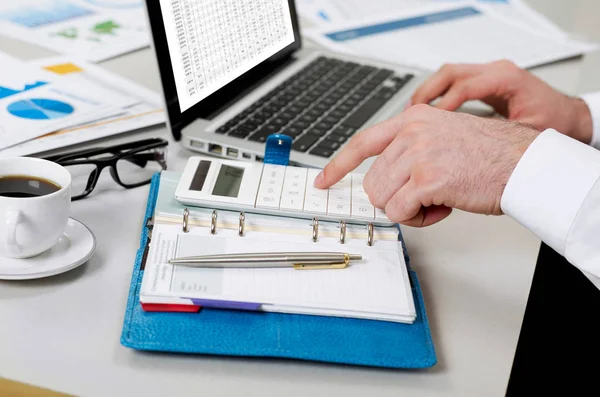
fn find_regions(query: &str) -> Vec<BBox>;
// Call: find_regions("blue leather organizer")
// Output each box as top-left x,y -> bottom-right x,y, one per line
120,174 -> 437,368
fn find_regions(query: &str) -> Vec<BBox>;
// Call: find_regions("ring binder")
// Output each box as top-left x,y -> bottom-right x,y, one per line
339,220 -> 346,244
210,210 -> 218,235
367,222 -> 374,246
182,208 -> 189,233
171,202 -> 388,245
239,212 -> 245,237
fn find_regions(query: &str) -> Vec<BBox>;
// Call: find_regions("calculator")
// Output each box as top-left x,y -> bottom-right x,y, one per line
175,156 -> 393,226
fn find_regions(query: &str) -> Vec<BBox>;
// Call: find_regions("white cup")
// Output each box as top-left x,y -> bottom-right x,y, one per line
0,157 -> 72,259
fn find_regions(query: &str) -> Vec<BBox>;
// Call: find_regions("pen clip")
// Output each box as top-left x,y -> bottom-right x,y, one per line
292,253 -> 351,270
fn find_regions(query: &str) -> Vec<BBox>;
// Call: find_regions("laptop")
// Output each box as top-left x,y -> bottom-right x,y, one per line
145,0 -> 428,170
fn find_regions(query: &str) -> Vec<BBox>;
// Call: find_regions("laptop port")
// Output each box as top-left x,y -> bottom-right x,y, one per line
208,144 -> 223,155
226,147 -> 239,158
255,155 -> 264,162
242,152 -> 251,159
189,140 -> 205,150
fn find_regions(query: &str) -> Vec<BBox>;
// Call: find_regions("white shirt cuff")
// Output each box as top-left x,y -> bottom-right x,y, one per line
501,129 -> 600,255
581,92 -> 600,150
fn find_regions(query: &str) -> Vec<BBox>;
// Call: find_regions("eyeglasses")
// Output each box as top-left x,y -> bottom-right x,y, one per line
44,138 -> 168,201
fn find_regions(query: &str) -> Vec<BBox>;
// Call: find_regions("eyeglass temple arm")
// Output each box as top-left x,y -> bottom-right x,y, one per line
44,139 -> 168,163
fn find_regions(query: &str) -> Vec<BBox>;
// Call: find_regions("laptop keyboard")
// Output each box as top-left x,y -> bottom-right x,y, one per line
215,56 -> 413,158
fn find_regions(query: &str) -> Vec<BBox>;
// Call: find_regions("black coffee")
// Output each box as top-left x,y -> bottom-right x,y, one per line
0,175 -> 61,198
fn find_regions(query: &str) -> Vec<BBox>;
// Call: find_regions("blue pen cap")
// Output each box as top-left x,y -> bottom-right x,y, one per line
264,134 -> 292,166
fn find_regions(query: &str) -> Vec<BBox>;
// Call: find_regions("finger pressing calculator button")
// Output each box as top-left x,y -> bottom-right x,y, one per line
304,168 -> 328,214
329,174 -> 351,193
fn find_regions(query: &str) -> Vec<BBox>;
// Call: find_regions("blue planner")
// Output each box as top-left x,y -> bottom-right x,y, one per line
120,173 -> 436,369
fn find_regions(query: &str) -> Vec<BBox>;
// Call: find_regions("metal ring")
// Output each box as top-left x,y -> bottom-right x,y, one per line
312,217 -> 319,242
238,212 -> 245,237
367,222 -> 374,246
339,220 -> 346,244
210,210 -> 218,235
182,208 -> 189,233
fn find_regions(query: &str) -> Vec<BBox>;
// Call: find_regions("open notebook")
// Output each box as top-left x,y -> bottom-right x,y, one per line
140,172 -> 416,323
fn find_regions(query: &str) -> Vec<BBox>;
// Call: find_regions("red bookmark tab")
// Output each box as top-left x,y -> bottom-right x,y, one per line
141,303 -> 201,313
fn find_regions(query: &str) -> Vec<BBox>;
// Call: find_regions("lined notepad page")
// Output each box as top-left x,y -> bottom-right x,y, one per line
141,223 -> 416,323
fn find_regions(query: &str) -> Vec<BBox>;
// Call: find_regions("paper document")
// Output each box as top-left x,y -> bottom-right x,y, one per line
1,57 -> 165,157
140,223 -> 416,323
0,0 -> 150,62
298,0 -> 567,38
305,3 -> 598,71
0,52 -> 134,151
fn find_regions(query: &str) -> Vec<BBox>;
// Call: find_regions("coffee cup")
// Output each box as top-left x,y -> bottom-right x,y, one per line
0,157 -> 72,259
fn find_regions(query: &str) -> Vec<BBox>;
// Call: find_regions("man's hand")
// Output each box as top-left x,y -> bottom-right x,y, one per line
314,105 -> 539,227
411,60 -> 593,144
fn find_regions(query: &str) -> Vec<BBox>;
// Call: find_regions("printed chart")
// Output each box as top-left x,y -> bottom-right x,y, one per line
0,0 -> 150,62
1,56 -> 165,157
0,81 -> 48,99
0,51 -> 135,151
7,98 -> 74,120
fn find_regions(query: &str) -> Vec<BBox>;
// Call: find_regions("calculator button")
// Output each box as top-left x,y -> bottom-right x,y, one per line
304,168 -> 328,214
256,194 -> 280,208
330,174 -> 351,189
280,167 -> 308,211
351,203 -> 375,220
280,195 -> 305,212
304,193 -> 328,214
256,164 -> 285,209
262,164 -> 286,182
351,173 -> 371,202
328,200 -> 351,217
351,173 -> 365,189
329,191 -> 350,202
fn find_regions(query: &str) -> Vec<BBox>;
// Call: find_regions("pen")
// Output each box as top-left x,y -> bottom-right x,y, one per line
168,252 -> 363,270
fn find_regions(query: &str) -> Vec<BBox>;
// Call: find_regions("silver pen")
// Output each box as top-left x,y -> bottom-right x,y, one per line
168,252 -> 363,270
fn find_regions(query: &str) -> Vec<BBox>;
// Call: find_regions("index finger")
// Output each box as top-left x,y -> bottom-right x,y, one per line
314,117 -> 403,189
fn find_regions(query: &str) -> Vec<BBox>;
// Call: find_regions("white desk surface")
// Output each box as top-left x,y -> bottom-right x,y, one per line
1,1 -> 599,396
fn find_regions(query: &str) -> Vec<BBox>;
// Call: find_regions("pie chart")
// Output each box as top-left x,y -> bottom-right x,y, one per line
7,98 -> 74,120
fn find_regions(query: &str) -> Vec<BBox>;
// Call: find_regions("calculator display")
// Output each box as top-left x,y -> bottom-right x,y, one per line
212,165 -> 245,198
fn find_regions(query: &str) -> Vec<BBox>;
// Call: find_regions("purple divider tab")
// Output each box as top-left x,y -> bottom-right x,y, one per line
189,298 -> 261,311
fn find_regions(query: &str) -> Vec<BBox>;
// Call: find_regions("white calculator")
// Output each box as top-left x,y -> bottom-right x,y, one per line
175,156 -> 393,226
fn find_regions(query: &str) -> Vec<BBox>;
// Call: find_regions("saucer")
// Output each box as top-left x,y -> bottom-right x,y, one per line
0,218 -> 96,280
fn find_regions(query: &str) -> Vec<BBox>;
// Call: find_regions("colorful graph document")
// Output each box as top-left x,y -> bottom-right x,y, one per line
0,52 -> 134,151
0,0 -> 150,62
1,56 -> 165,157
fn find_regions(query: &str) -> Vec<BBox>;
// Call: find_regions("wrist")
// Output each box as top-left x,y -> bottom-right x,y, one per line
567,97 -> 593,144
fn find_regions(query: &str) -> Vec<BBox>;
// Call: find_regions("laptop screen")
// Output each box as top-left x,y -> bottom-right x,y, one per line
148,1 -> 301,138
159,0 -> 296,113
